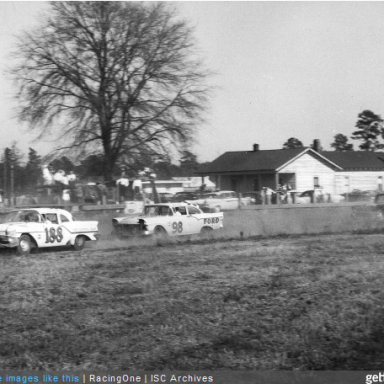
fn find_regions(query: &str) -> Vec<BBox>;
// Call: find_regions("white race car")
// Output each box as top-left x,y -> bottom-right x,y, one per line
0,208 -> 99,255
112,203 -> 223,238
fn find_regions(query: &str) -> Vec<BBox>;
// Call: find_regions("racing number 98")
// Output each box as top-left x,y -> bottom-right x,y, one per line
45,227 -> 63,243
172,221 -> 183,234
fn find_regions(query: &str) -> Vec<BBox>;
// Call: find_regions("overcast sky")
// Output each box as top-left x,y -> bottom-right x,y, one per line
2,2 -> 384,163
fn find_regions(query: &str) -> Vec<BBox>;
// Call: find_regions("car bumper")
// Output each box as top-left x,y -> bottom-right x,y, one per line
0,235 -> 19,248
114,224 -> 149,237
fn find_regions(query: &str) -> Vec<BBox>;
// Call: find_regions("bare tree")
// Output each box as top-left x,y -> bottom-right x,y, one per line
12,2 -> 210,179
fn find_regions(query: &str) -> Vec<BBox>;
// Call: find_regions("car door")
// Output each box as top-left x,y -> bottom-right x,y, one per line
227,192 -> 239,209
170,205 -> 192,235
185,205 -> 203,234
23,211 -> 46,247
219,192 -> 238,210
41,213 -> 71,248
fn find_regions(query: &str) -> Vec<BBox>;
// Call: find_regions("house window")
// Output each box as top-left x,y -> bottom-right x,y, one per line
313,177 -> 320,188
344,176 -> 350,193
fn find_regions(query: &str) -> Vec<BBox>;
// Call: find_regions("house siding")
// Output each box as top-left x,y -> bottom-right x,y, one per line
279,153 -> 335,193
205,149 -> 384,195
335,171 -> 384,193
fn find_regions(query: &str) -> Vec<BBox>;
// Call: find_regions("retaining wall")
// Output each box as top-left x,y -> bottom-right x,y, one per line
220,203 -> 384,237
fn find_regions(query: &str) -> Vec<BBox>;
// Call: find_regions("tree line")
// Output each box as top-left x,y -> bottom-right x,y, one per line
0,145 -> 207,196
282,110 -> 384,151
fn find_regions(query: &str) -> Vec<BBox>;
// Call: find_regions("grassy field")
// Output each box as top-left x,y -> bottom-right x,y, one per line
2,230 -> 384,370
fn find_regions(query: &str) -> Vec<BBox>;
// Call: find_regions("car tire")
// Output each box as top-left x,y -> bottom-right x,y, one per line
200,226 -> 214,239
154,226 -> 167,238
73,235 -> 86,251
17,235 -> 32,256
154,226 -> 168,244
112,225 -> 123,238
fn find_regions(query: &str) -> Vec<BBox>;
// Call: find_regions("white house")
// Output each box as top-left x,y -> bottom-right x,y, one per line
197,142 -> 384,194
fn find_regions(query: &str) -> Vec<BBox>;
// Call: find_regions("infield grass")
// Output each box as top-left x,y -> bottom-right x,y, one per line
1,232 -> 384,370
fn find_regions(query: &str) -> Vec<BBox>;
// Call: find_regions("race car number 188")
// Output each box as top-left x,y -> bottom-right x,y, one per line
172,222 -> 183,233
45,227 -> 63,243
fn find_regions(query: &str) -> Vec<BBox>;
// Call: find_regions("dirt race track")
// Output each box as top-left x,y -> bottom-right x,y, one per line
2,213 -> 384,370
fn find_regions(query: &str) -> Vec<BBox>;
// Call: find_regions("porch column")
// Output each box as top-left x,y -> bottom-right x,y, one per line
275,173 -> 280,204
216,175 -> 221,190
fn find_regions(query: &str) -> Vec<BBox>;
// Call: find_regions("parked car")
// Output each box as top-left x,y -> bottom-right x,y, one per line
158,192 -> 175,203
188,190 -> 250,212
0,208 -> 99,255
171,191 -> 200,202
290,190 -> 312,204
342,189 -> 378,202
112,203 -> 223,238
291,190 -> 345,204
241,191 -> 263,205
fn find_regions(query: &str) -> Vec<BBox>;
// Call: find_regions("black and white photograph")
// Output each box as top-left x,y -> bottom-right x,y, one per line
2,1 -> 384,376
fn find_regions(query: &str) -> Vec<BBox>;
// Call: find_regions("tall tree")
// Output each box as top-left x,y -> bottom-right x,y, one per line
331,134 -> 354,151
351,110 -> 384,151
3,142 -> 24,195
179,150 -> 199,176
153,161 -> 180,179
12,2 -> 210,180
76,154 -> 105,180
282,137 -> 304,149
24,148 -> 43,191
50,156 -> 75,174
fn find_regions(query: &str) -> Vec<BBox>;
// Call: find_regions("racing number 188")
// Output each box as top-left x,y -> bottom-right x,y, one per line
172,221 -> 183,233
45,227 -> 63,243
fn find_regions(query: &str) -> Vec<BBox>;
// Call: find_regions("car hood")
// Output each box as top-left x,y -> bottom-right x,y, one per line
113,215 -> 151,224
0,222 -> 32,234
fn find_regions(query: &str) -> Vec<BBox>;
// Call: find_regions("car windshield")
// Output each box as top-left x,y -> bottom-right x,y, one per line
1,210 -> 42,223
144,206 -> 173,216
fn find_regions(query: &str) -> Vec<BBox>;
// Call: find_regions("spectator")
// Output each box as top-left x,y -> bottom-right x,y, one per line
96,182 -> 108,204
132,177 -> 143,200
116,172 -> 129,202
67,171 -> 76,183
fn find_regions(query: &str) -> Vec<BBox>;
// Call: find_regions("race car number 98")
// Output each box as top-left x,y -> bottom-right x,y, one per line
172,222 -> 183,233
45,227 -> 63,243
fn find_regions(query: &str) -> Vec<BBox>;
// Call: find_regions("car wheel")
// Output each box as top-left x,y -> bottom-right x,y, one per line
154,226 -> 168,244
112,225 -> 123,238
200,226 -> 214,239
73,235 -> 86,251
17,235 -> 32,256
154,226 -> 167,238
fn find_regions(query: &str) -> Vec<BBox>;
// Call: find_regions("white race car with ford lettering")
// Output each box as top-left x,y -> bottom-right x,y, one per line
112,203 -> 223,238
0,208 -> 99,255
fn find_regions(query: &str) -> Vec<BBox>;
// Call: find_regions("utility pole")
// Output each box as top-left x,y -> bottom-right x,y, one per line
10,151 -> 14,207
3,148 -> 7,206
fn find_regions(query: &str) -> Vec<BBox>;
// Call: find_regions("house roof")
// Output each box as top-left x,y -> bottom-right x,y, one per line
198,147 -> 384,175
321,151 -> 384,171
198,147 -> 340,174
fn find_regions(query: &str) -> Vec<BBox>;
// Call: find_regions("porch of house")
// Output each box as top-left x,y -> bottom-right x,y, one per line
213,173 -> 297,193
